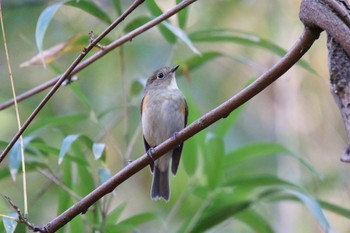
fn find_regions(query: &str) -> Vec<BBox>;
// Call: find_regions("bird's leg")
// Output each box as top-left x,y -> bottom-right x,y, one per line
172,132 -> 181,147
146,147 -> 156,162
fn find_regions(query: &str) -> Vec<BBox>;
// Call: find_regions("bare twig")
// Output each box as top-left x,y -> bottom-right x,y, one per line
0,0 -> 145,163
36,28 -> 319,233
0,0 -> 198,111
2,195 -> 42,232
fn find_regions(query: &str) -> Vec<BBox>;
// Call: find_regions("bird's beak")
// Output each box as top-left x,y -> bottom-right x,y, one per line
171,65 -> 180,73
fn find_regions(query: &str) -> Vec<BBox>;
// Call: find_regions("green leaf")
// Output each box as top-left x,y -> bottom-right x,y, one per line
216,105 -> 244,137
69,83 -> 92,109
318,199 -> 350,219
162,21 -> 200,55
106,203 -> 127,225
59,134 -> 90,164
105,213 -> 158,233
98,168 -> 110,184
69,214 -> 85,233
117,212 -> 158,227
59,134 -> 80,164
225,142 -> 322,178
182,52 -> 224,71
182,95 -> 202,176
36,1 -> 66,54
57,159 -> 72,223
36,1 -> 111,55
112,0 -> 123,15
146,1 -> 176,43
176,0 -> 187,28
66,0 -> 112,24
260,188 -> 333,233
3,213 -> 18,233
204,133 -> 225,188
130,79 -> 144,97
189,29 -> 317,74
30,142 -> 89,166
187,201 -> 251,233
71,143 -> 95,196
9,136 -> 37,181
93,143 -> 106,160
123,16 -> 150,34
236,210 -> 274,233
27,113 -> 88,134
225,174 -> 299,189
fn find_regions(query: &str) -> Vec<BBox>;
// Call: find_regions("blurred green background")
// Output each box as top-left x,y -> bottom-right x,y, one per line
0,0 -> 349,232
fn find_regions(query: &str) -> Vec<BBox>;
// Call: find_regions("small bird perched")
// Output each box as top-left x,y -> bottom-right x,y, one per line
141,65 -> 188,201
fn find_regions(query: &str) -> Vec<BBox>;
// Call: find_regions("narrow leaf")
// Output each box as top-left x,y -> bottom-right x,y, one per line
190,29 -> 317,74
58,134 -> 81,164
273,189 -> 333,233
27,113 -> 88,134
216,105 -> 244,137
204,133 -> 225,188
182,52 -> 223,71
36,1 -> 66,54
225,174 -> 299,189
318,199 -> 350,219
124,16 -> 150,33
112,0 -> 122,15
188,201 -> 251,233
236,210 -> 274,233
98,168 -> 110,184
106,203 -> 127,225
176,0 -> 187,28
225,143 -> 322,178
146,0 -> 176,43
66,0 -> 112,24
9,136 -> 35,181
117,212 -> 158,227
3,213 -> 18,233
162,21 -> 200,55
92,143 -> 106,160
69,83 -> 92,109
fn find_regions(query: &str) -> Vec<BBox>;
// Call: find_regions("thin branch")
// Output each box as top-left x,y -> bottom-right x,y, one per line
35,28 -> 320,233
2,195 -> 41,232
0,0 -> 145,163
0,0 -> 199,111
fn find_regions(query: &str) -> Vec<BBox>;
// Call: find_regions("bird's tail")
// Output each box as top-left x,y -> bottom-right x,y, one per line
151,166 -> 169,201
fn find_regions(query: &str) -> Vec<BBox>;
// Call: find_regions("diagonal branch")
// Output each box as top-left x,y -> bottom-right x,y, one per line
0,0 -> 198,163
34,27 -> 319,233
0,0 -> 198,111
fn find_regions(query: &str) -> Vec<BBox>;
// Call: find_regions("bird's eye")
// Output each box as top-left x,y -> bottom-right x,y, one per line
157,72 -> 164,79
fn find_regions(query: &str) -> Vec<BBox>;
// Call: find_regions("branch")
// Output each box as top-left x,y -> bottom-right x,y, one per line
299,0 -> 350,56
34,28 -> 319,233
0,0 -> 145,162
0,0 -> 198,111
0,0 -> 198,163
2,195 -> 41,232
300,0 -> 350,161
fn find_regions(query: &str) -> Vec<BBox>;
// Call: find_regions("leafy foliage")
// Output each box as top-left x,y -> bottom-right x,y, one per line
0,0 -> 348,233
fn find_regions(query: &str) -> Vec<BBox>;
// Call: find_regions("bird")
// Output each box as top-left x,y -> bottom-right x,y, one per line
140,65 -> 188,201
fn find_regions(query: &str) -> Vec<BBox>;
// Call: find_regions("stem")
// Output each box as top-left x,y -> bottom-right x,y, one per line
0,0 -> 146,163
